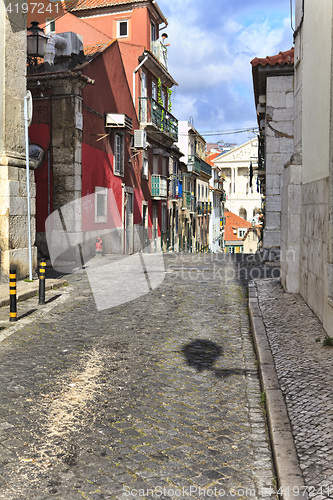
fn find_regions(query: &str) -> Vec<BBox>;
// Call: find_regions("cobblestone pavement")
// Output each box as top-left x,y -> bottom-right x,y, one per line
0,254 -> 278,499
255,279 -> 333,500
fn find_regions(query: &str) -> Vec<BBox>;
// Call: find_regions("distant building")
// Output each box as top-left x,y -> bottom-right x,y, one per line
243,226 -> 262,254
224,210 -> 251,253
206,155 -> 225,253
211,139 -> 262,222
176,121 -> 212,252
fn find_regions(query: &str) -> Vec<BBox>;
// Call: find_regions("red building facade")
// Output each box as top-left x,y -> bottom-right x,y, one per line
28,0 -> 179,262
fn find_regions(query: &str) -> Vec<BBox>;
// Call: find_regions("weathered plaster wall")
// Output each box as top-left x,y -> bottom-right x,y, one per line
300,179 -> 329,324
302,0 -> 332,184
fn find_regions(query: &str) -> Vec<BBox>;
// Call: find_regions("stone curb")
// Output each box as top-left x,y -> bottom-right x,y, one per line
248,280 -> 309,500
0,278 -> 68,308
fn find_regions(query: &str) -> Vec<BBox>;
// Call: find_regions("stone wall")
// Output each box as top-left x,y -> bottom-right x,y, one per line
300,179 -> 329,324
280,156 -> 301,293
264,75 -> 294,252
0,7 -> 37,278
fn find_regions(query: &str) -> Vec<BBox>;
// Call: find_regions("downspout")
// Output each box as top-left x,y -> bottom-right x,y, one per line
133,54 -> 149,108
44,34 -> 67,65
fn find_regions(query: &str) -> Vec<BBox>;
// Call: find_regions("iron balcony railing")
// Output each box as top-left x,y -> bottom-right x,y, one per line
151,174 -> 167,198
196,202 -> 212,215
169,178 -> 183,200
150,40 -> 168,69
182,192 -> 196,212
187,155 -> 212,176
139,97 -> 178,141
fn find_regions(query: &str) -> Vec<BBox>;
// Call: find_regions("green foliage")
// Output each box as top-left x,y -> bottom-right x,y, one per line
323,335 -> 333,346
167,88 -> 173,112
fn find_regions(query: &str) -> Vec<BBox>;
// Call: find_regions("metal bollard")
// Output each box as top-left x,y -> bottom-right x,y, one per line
38,259 -> 46,305
9,269 -> 17,322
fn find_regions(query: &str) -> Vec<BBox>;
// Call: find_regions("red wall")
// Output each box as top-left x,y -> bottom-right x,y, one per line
29,123 -> 52,233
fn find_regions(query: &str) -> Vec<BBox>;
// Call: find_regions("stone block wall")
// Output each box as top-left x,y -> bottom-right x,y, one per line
263,75 -> 294,251
280,159 -> 301,293
0,8 -> 37,278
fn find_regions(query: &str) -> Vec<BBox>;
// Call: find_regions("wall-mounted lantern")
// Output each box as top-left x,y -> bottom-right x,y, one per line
27,22 -> 48,62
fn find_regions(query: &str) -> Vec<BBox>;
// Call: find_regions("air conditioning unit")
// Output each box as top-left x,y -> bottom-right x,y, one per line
134,129 -> 147,149
105,113 -> 132,130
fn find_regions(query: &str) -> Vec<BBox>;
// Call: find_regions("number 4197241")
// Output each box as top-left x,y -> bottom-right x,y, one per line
5,3 -> 60,14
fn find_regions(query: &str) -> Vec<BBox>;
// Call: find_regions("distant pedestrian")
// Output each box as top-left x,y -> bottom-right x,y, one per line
158,32 -> 170,47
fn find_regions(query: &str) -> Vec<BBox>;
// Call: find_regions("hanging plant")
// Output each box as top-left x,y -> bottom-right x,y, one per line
157,78 -> 164,130
167,88 -> 173,112
157,78 -> 163,106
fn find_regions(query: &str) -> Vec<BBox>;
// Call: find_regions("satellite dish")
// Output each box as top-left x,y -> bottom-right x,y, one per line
29,144 -> 44,169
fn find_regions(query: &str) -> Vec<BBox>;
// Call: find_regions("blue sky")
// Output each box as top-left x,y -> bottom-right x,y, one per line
157,0 -> 293,145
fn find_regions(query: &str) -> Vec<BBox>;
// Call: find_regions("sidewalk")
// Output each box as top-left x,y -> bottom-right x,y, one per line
249,279 -> 333,500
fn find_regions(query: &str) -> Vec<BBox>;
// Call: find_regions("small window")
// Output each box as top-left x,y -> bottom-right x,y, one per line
162,203 -> 167,233
114,133 -> 124,176
152,81 -> 158,101
162,156 -> 168,177
142,156 -> 149,179
95,187 -> 107,224
153,154 -> 159,174
117,20 -> 128,38
151,22 -> 157,41
45,18 -> 55,34
238,228 -> 247,238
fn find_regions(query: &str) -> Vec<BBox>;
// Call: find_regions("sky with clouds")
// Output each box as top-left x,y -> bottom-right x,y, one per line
157,0 -> 294,146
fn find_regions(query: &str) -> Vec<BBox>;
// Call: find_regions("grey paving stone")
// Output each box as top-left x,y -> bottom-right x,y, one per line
255,278 -> 333,500
0,254 -> 277,499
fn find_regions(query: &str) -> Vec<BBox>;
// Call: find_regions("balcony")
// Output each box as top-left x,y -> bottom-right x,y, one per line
169,178 -> 182,200
187,155 -> 212,177
139,97 -> 178,145
182,192 -> 196,212
150,40 -> 168,69
151,174 -> 167,199
196,202 -> 212,216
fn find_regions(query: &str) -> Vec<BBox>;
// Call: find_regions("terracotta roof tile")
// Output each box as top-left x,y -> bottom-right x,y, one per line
70,0 -> 146,11
224,210 -> 251,242
205,152 -> 221,166
250,48 -> 294,67
84,40 -> 114,56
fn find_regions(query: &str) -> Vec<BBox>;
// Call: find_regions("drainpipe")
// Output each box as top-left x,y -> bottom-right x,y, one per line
44,34 -> 67,65
133,54 -> 149,108
24,91 -> 33,280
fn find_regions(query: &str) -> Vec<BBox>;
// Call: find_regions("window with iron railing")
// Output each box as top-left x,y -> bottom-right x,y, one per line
138,97 -> 178,141
151,174 -> 167,198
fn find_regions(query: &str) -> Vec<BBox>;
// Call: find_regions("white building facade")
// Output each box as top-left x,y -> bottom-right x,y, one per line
212,139 -> 261,223
209,164 -> 224,252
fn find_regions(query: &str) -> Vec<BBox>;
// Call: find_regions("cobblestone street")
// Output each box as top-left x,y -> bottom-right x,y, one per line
0,254 -> 277,499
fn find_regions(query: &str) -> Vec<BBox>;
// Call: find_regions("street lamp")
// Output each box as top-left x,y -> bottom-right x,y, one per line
27,22 -> 48,63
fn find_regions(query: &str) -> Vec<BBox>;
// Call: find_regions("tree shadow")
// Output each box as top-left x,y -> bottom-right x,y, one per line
180,339 -> 256,379
181,339 -> 222,372
213,368 -> 255,378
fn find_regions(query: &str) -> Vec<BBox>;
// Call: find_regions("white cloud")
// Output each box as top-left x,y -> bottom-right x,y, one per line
157,0 -> 293,143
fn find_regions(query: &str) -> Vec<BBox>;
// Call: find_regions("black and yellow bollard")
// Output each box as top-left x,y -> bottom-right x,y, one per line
9,269 -> 17,322
38,259 -> 46,305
